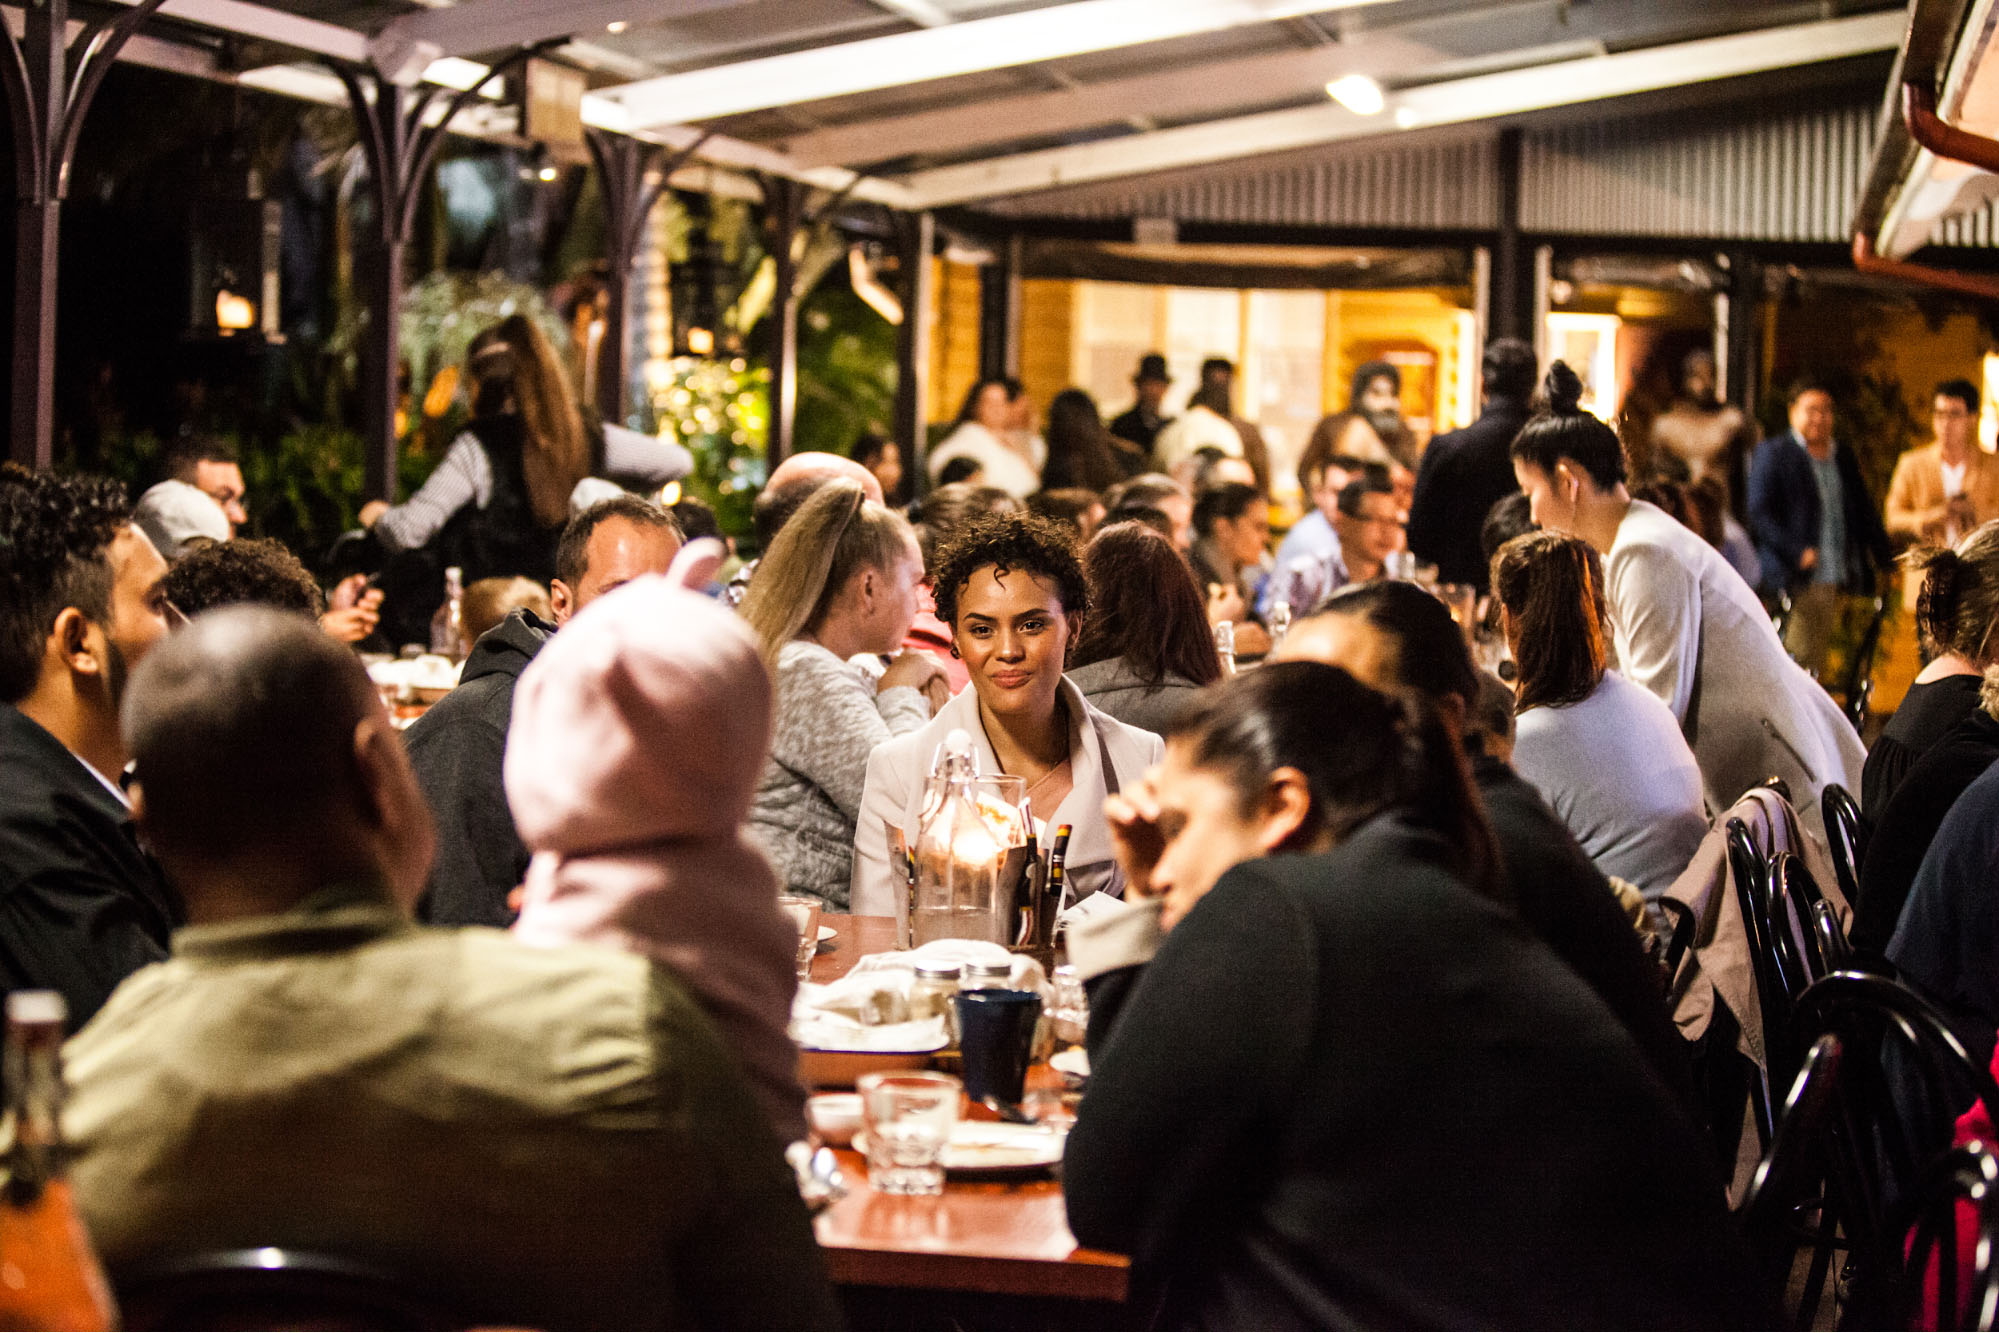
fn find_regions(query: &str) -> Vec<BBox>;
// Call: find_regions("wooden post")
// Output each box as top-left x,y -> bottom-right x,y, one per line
584,130 -> 708,427
892,210 -> 935,492
762,174 -> 806,470
333,49 -> 543,500
0,0 -> 170,468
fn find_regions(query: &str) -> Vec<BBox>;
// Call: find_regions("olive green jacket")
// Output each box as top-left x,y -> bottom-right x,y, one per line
61,888 -> 836,1329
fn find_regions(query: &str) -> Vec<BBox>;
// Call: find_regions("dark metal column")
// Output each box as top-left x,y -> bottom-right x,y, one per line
1723,249 -> 1761,421
1488,127 -> 1535,347
0,0 -> 169,468
762,174 -> 806,469
583,130 -> 708,427
892,210 -> 935,491
976,234 -> 1019,381
333,50 -> 540,500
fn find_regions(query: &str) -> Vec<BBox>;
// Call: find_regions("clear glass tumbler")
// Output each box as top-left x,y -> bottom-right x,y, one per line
857,1070 -> 961,1195
777,895 -> 823,982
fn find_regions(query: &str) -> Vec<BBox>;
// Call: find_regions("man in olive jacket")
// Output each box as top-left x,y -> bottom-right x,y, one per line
64,609 -> 834,1330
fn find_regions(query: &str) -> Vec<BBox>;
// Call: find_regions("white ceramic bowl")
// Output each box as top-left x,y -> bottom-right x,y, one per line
805,1092 -> 864,1146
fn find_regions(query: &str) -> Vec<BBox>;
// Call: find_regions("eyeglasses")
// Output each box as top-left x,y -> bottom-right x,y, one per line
162,598 -> 190,629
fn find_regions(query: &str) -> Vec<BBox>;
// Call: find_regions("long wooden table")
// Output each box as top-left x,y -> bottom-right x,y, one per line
806,915 -> 1130,1316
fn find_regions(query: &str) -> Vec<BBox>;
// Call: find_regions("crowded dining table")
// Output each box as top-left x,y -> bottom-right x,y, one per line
803,913 -> 1130,1325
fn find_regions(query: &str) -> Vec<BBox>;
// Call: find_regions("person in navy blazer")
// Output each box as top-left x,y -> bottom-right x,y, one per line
1747,381 -> 1891,671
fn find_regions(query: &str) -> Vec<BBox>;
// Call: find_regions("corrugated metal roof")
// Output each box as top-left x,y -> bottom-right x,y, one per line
980,91 -> 1999,249
982,132 -> 1501,229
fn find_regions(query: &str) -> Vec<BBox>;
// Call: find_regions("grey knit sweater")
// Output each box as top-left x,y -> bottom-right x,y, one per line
747,641 -> 930,909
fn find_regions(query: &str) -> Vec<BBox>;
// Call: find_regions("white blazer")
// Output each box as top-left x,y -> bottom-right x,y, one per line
926,422 -> 1041,498
851,677 -> 1164,917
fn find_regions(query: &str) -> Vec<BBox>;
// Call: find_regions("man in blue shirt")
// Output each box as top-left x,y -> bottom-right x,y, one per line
1747,381 -> 1891,676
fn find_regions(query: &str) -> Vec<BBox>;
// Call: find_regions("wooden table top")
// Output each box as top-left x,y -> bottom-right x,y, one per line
806,915 -> 1129,1304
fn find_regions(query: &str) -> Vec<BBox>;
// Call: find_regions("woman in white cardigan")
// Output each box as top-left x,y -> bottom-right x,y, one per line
1508,363 -> 1864,836
853,513 -> 1163,916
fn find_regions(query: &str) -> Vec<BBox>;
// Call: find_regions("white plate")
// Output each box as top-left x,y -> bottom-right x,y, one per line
855,1122 -> 1066,1175
817,925 -> 836,942
1049,1047 -> 1090,1083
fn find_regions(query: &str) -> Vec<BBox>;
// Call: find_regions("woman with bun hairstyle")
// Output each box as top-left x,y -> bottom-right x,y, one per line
1862,521 -> 1999,816
1852,521 -> 1999,957
1510,362 -> 1864,834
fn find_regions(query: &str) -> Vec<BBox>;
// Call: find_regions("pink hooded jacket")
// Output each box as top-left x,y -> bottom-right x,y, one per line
505,564 -> 806,1143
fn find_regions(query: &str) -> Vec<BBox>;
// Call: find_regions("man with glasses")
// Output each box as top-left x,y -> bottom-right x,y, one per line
1332,472 -> 1406,586
0,471 -> 180,1028
1887,379 -> 1999,559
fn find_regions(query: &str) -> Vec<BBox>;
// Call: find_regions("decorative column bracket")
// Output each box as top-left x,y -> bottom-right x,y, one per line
756,171 -> 866,469
330,45 -> 547,500
0,0 -> 170,468
583,126 -> 709,426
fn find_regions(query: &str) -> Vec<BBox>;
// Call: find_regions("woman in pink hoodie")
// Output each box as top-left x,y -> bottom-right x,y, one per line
505,548 -> 807,1143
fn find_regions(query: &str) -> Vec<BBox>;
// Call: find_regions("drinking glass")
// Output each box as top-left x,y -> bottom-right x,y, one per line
776,895 -> 823,982
953,988 -> 1043,1105
857,1071 -> 962,1195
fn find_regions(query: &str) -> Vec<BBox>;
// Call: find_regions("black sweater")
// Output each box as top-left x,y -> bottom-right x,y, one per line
1854,707 -> 1999,957
407,609 -> 552,927
1064,815 -> 1767,1329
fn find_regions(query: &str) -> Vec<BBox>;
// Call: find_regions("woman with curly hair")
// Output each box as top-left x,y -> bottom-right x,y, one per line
851,512 -> 1163,914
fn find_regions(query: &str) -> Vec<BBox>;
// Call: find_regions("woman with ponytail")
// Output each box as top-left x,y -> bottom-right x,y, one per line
1862,521 -> 1999,815
1492,530 -> 1706,898
1061,661 -> 1763,1330
361,314 -> 691,586
1510,361 -> 1863,835
740,480 -> 945,906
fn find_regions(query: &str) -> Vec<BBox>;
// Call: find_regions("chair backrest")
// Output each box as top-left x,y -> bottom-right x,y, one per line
1811,899 -> 1851,977
1791,972 -> 1999,1320
115,1249 -> 463,1331
1739,1032 -> 1845,1300
1770,853 -> 1821,990
1842,598 -> 1890,733
1822,782 -> 1867,908
1731,818 -> 1800,1115
1895,1142 -> 1999,1333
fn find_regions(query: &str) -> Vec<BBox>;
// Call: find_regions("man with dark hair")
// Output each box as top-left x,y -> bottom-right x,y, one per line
410,496 -> 682,926
1886,377 -> 1999,570
65,607 -> 836,1328
1407,337 -> 1538,591
1108,352 -> 1175,461
1748,380 -> 1893,674
160,537 -> 325,620
1333,472 -> 1403,585
163,436 -> 246,536
1103,473 -> 1193,553
0,472 -> 179,1027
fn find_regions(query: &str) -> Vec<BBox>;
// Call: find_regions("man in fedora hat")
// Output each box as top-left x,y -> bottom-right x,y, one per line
1109,353 -> 1175,475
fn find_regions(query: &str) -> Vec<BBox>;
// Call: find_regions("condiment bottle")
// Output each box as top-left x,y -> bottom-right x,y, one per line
0,991 -> 117,1332
910,962 -> 963,1042
960,960 -> 1014,991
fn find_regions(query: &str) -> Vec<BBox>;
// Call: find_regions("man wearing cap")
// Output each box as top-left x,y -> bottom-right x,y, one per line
1109,353 -> 1175,474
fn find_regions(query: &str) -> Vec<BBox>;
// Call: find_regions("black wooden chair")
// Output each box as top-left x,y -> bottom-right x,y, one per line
1790,972 -> 1999,1328
1841,596 -> 1890,733
1822,782 -> 1868,910
1730,817 -> 1793,1144
115,1249 -> 464,1331
1893,1142 -> 1999,1332
1739,1033 -> 1846,1328
1810,899 -> 1851,977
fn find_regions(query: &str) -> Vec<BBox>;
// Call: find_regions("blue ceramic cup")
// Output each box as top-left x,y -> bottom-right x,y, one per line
953,987 -> 1043,1104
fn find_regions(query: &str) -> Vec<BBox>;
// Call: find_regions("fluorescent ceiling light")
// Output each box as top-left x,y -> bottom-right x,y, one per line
1326,73 -> 1384,115
602,0 -> 1394,129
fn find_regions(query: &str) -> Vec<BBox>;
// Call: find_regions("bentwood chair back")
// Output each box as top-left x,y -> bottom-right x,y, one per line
115,1249 -> 463,1330
1841,597 -> 1891,733
1730,818 -> 1794,1142
1738,1033 -> 1846,1326
1822,783 -> 1867,910
1893,1142 -> 1999,1332
1790,973 -> 1999,1326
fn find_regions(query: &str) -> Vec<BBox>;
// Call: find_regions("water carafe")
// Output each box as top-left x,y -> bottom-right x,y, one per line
908,730 -> 1029,948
